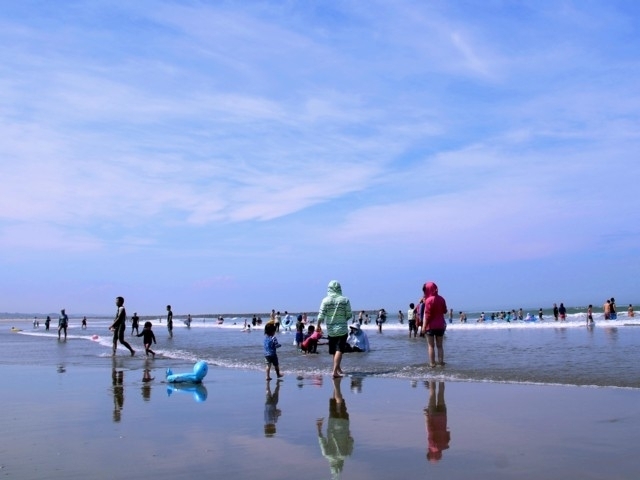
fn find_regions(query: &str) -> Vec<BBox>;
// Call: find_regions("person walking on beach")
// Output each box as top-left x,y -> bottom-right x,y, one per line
130,312 -> 140,336
58,309 -> 68,340
137,321 -> 157,358
264,322 -> 283,380
166,305 -> 173,338
110,297 -> 135,356
420,281 -> 447,368
317,280 -> 353,378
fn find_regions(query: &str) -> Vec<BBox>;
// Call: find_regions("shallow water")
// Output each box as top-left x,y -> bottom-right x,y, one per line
4,311 -> 640,388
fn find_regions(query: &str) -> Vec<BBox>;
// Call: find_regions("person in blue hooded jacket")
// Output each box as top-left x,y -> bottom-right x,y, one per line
317,280 -> 352,378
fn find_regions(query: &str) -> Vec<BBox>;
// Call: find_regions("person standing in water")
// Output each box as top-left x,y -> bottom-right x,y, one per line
58,309 -> 68,340
110,297 -> 135,356
166,305 -> 173,338
317,280 -> 352,378
130,312 -> 140,336
420,282 -> 447,368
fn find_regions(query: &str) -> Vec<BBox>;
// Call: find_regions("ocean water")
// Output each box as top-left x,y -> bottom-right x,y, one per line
3,310 -> 640,389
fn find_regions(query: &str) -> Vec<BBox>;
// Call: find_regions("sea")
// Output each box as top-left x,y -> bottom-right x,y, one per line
3,307 -> 639,390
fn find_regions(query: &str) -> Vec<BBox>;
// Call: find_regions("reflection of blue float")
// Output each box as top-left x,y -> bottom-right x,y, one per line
167,383 -> 208,402
166,360 -> 208,383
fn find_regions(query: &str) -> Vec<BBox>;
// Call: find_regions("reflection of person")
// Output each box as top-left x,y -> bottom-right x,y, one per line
264,380 -> 281,437
316,377 -> 354,478
166,305 -> 173,338
420,282 -> 447,367
346,324 -> 369,352
141,368 -> 154,401
58,309 -> 68,340
424,381 -> 450,462
317,280 -> 352,378
110,297 -> 135,356
111,359 -> 124,422
137,321 -> 157,358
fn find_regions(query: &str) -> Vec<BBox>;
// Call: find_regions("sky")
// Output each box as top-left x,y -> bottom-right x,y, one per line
1,0 -> 639,316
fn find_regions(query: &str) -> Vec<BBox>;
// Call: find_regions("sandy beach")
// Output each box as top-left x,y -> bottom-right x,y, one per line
1,360 -> 639,480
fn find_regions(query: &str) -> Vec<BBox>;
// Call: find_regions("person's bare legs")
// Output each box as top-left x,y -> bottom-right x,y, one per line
332,351 -> 343,377
436,336 -> 444,365
427,335 -> 436,367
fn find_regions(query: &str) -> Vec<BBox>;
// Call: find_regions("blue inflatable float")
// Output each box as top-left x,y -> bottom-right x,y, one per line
166,360 -> 208,383
167,383 -> 208,402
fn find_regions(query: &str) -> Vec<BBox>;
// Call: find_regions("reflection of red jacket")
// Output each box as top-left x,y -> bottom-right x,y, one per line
422,282 -> 447,330
426,411 -> 450,460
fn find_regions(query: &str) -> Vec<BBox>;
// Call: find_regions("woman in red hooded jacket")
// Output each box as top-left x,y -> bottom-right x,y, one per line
420,281 -> 447,367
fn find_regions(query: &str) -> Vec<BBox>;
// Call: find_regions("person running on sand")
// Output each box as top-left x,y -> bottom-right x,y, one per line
317,280 -> 352,378
110,297 -> 135,356
137,321 -> 157,357
420,282 -> 447,368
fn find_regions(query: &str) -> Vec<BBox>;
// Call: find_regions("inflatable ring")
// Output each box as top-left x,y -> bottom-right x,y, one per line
281,317 -> 294,329
166,360 -> 208,384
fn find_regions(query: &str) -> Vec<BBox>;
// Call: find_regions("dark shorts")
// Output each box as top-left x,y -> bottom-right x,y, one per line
265,354 -> 279,367
408,320 -> 417,331
426,328 -> 445,337
328,334 -> 348,355
112,325 -> 126,342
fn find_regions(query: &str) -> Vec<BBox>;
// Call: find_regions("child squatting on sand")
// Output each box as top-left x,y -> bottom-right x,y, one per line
263,323 -> 284,380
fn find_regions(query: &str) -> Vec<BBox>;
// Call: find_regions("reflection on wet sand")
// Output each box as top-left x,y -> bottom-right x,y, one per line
317,377 -> 354,478
264,380 -> 282,437
111,359 -> 124,423
424,381 -> 450,463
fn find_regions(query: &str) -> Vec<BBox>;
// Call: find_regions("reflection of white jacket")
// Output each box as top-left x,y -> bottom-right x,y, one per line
347,329 -> 370,352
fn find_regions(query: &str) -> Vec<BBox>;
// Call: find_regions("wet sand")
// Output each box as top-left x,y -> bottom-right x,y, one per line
1,363 -> 639,480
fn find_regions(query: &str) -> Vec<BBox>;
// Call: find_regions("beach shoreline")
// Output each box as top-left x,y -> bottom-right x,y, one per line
2,360 -> 639,480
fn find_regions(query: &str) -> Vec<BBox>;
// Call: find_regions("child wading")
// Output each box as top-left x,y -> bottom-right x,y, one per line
263,323 -> 284,380
137,321 -> 157,358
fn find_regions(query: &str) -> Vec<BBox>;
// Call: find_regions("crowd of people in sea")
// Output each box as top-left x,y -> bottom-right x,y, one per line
29,284 -> 635,383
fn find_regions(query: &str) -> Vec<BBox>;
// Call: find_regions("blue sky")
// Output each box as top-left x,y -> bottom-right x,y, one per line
1,1 -> 639,316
